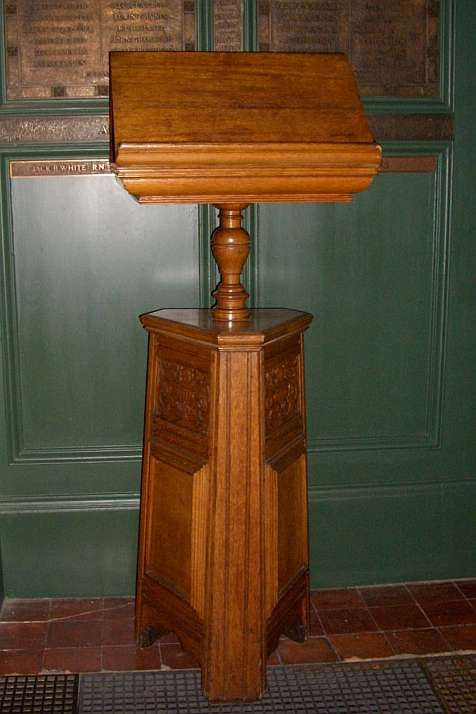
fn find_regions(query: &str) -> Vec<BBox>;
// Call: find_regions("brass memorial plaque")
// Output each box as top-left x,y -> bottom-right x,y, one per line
258,0 -> 439,97
5,0 -> 196,99
213,0 -> 241,51
10,159 -> 112,176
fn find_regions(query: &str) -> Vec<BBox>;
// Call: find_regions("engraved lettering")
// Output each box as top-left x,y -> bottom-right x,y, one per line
10,159 -> 113,176
6,0 -> 191,100
265,0 -> 348,53
214,0 -> 241,52
258,0 -> 439,97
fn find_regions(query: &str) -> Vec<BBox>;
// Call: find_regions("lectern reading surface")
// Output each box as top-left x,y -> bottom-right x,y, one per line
110,51 -> 380,701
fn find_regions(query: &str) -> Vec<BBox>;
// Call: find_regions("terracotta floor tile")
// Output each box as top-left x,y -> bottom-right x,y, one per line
0,599 -> 51,623
0,622 -> 48,649
102,644 -> 163,671
369,604 -> 430,631
42,647 -> 102,673
439,624 -> 476,650
0,649 -> 43,675
386,628 -> 449,656
47,619 -> 103,648
160,643 -> 199,669
278,637 -> 338,664
456,580 -> 476,599
102,615 -> 136,646
49,598 -> 104,621
359,585 -> 413,608
329,632 -> 393,661
408,581 -> 463,604
309,609 -> 324,637
319,608 -> 378,635
311,588 -> 364,610
103,600 -> 135,619
102,597 -> 135,609
421,599 -> 476,627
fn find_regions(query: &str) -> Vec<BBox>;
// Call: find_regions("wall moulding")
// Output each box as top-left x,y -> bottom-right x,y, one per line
0,493 -> 140,515
0,116 -> 110,144
0,113 -> 454,147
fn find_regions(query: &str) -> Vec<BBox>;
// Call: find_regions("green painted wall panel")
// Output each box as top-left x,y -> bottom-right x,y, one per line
309,480 -> 476,589
11,176 -> 198,454
258,169 -> 445,453
1,506 -> 139,597
0,168 -> 199,510
309,486 -> 444,588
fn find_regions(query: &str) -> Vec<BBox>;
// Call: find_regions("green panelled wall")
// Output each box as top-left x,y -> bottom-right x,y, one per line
0,0 -> 474,596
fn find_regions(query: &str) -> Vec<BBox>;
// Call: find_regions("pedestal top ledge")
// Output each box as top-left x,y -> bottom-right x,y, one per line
140,308 -> 313,347
110,51 -> 381,205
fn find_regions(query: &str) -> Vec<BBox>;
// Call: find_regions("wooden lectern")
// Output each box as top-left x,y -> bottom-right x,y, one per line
110,52 -> 380,701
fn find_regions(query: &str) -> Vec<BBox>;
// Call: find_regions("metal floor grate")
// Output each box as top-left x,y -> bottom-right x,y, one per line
0,674 -> 77,713
424,654 -> 476,713
2,656 -> 475,713
78,660 -> 444,713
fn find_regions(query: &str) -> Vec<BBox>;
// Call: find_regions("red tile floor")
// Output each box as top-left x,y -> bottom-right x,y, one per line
1,580 -> 475,675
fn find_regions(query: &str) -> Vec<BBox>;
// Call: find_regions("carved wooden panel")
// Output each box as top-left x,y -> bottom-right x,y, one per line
264,335 -> 304,459
151,339 -> 211,473
5,0 -> 196,99
258,0 -> 439,97
156,358 -> 209,436
265,352 -> 300,435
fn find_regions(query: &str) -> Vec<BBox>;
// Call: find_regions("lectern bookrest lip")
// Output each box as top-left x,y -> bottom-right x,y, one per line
109,50 -> 381,701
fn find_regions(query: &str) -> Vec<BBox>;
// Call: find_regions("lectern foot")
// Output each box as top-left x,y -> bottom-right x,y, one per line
284,617 -> 308,643
138,624 -> 161,648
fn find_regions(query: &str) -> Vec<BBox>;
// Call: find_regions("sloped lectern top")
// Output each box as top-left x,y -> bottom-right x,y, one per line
110,51 -> 381,204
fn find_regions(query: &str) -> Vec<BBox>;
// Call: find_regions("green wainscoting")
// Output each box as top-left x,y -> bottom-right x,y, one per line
0,0 -> 474,596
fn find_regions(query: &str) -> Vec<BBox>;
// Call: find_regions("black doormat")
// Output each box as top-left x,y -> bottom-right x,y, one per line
424,654 -> 476,713
1,655 -> 475,713
0,673 -> 77,713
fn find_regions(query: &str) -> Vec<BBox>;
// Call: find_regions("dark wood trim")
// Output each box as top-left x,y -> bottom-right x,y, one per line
380,156 -> 439,173
369,114 -> 454,141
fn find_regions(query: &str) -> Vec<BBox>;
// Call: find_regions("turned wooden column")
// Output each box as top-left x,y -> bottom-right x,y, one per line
211,204 -> 250,321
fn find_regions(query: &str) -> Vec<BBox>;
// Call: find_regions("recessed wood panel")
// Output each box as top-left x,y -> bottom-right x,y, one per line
277,454 -> 307,594
146,457 -> 193,599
